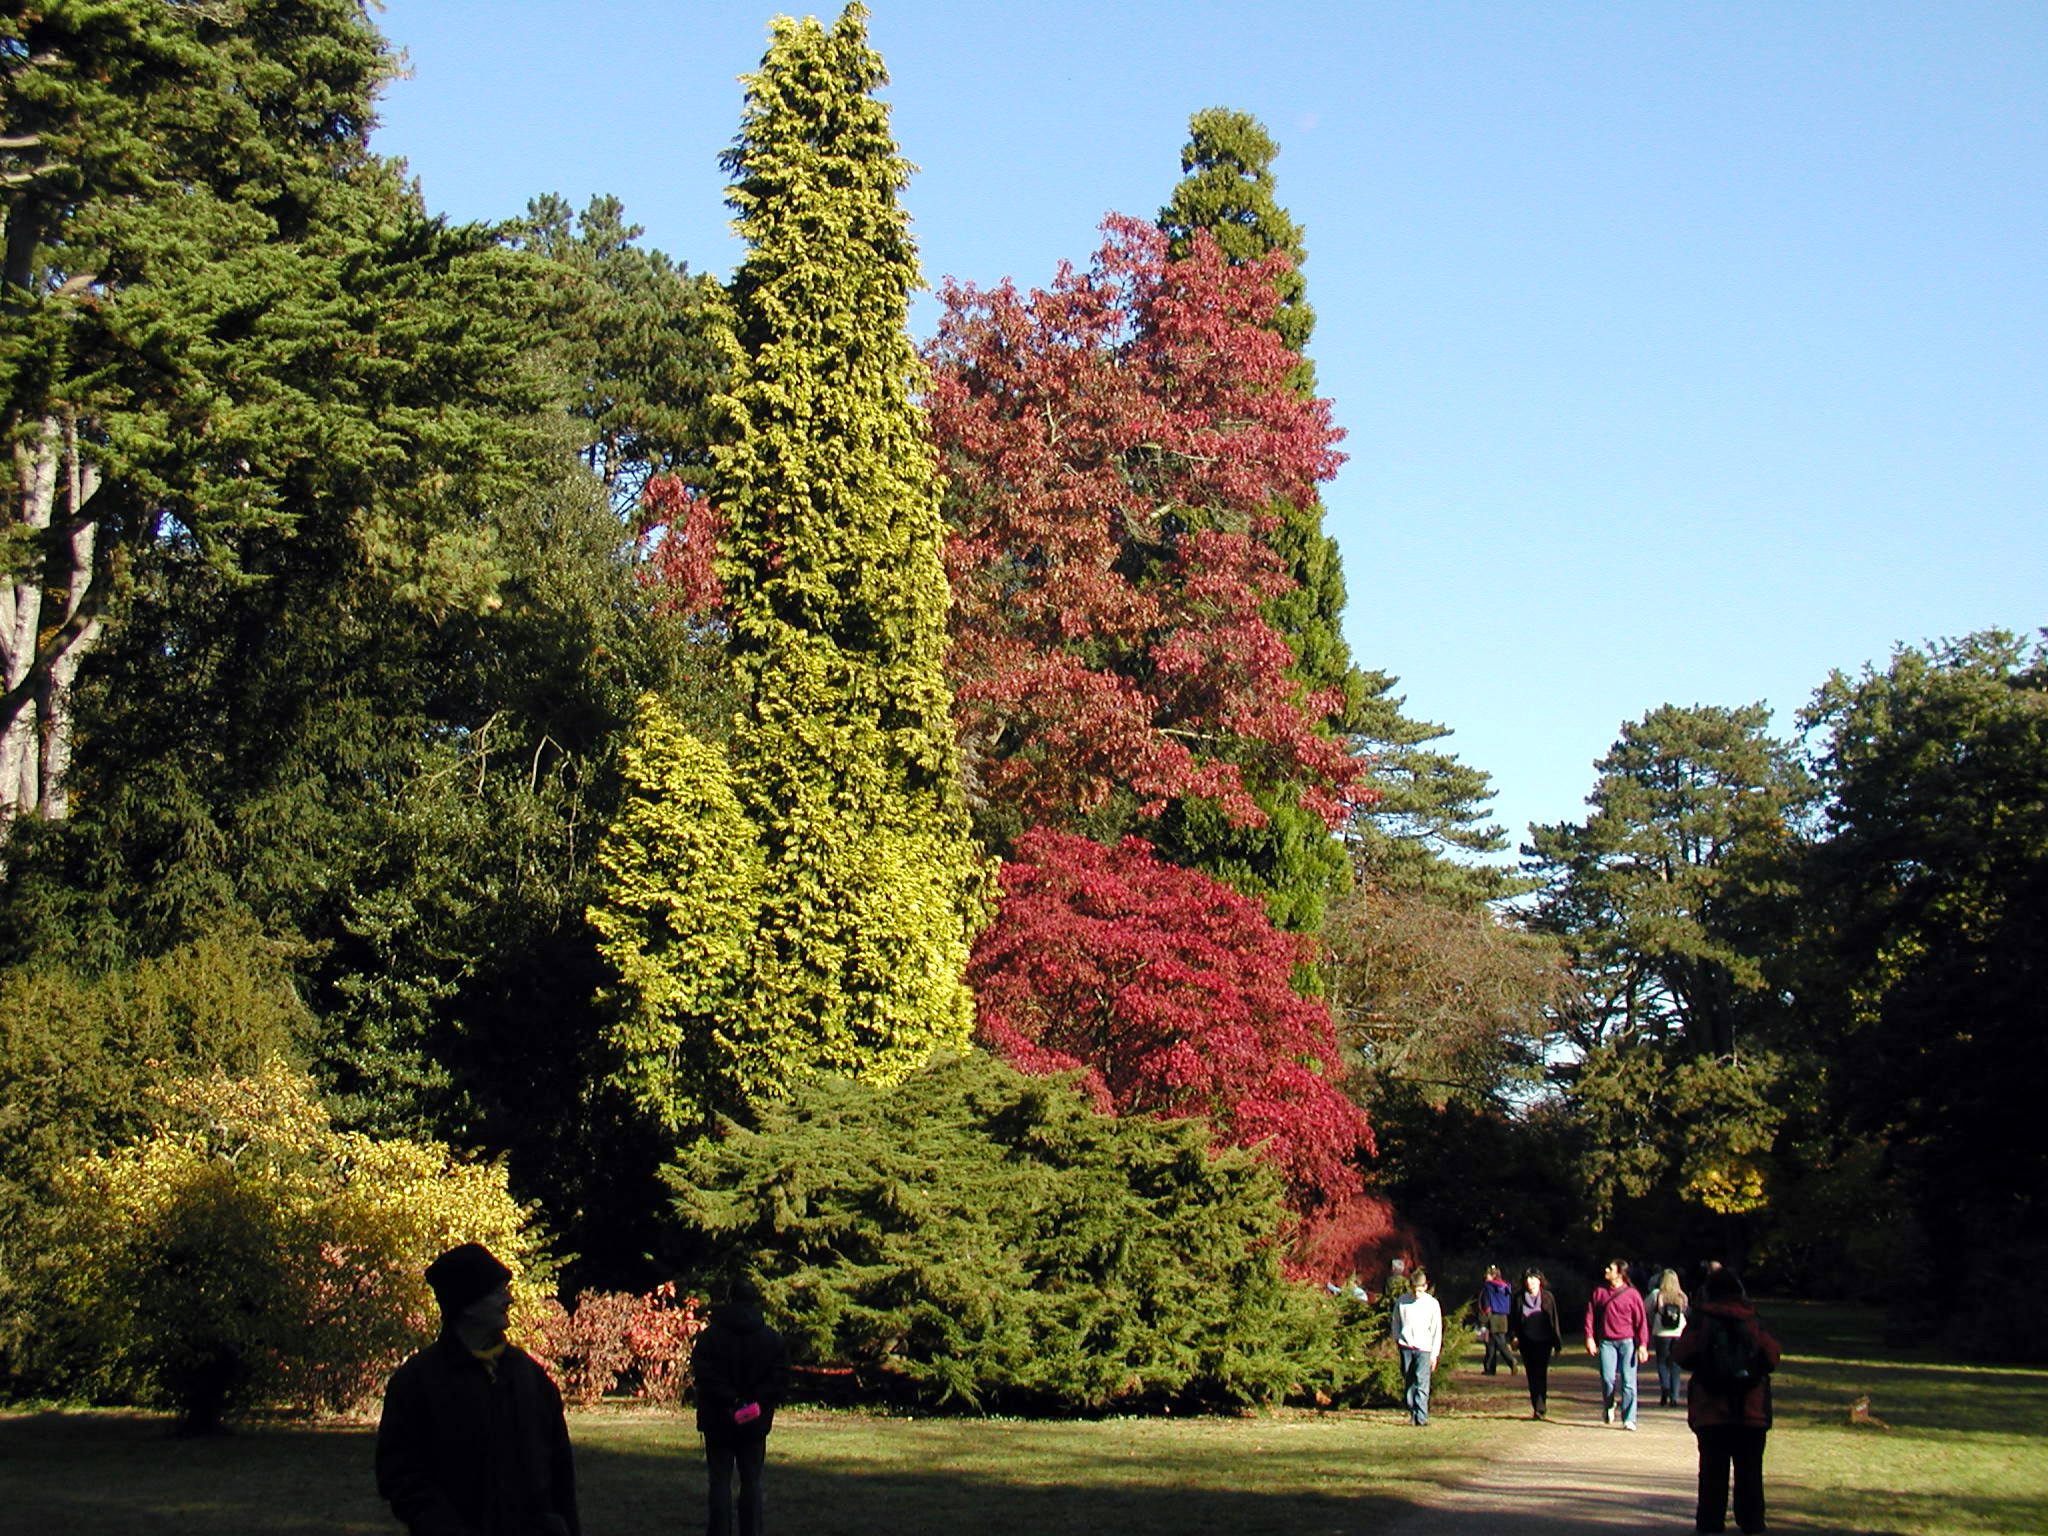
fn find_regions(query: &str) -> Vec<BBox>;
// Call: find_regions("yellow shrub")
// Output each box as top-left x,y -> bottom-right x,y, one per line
39,1059 -> 551,1426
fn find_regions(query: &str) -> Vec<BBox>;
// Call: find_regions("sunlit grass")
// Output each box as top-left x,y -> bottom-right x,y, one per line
1768,1299 -> 2048,1535
6,1314 -> 2040,1536
1,1341 -> 1535,1536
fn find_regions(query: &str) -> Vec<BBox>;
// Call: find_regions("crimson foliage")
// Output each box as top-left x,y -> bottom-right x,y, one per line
970,828 -> 1370,1213
927,217 -> 1357,833
634,474 -> 726,619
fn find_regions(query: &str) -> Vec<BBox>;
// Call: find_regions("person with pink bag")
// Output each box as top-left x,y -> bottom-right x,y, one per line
690,1275 -> 791,1536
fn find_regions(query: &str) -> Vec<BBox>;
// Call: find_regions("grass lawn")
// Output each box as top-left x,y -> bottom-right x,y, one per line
0,1339 -> 1530,1536
5,1313 -> 2042,1535
1767,1298 -> 2048,1535
0,1398 -> 1521,1536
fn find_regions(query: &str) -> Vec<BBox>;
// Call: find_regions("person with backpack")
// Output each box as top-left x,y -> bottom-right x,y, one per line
1674,1268 -> 1782,1536
1652,1268 -> 1690,1406
1505,1267 -> 1562,1418
1477,1264 -> 1516,1376
1585,1259 -> 1651,1428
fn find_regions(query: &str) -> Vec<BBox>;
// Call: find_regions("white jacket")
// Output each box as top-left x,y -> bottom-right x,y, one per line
1393,1291 -> 1443,1356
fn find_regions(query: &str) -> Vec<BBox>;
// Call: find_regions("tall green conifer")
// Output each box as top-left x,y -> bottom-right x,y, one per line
1152,109 -> 1356,932
1156,109 -> 1514,932
594,6 -> 986,1128
1161,107 -> 1316,380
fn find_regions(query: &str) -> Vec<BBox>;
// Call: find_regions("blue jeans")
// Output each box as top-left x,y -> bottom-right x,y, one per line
1655,1335 -> 1682,1403
1399,1346 -> 1435,1425
1597,1338 -> 1639,1425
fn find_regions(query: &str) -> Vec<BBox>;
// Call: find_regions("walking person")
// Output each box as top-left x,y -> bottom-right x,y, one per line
1505,1267 -> 1561,1418
1392,1267 -> 1444,1425
376,1243 -> 579,1536
1585,1258 -> 1651,1429
691,1274 -> 791,1536
1674,1268 -> 1781,1535
1477,1265 -> 1515,1375
1652,1268 -> 1690,1406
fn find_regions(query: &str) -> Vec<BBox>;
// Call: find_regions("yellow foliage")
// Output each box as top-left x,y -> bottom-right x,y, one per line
1682,1157 -> 1770,1216
41,1058 -> 550,1420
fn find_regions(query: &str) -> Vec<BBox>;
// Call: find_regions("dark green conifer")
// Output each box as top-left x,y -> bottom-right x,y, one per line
1152,109 -> 1355,932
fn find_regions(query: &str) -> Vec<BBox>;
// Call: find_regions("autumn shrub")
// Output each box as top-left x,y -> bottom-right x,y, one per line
26,1059 -> 550,1428
668,1050 -> 1394,1413
526,1282 -> 705,1405
970,830 -> 1372,1236
0,933 -> 314,1377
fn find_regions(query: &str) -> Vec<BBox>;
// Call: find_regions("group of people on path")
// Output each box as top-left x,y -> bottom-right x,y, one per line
374,1243 -> 789,1536
1466,1256 -> 1782,1534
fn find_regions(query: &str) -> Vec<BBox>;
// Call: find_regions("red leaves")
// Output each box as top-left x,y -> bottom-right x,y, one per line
928,217 -> 1360,829
635,473 -> 725,618
970,828 -> 1371,1212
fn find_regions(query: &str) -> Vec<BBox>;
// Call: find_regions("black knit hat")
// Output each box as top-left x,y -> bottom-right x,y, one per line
425,1243 -> 512,1314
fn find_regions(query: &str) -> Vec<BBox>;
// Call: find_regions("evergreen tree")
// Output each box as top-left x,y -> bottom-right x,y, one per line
1157,111 -> 1515,935
1524,703 -> 1809,1236
1792,631 -> 2048,1346
594,5 -> 987,1127
1160,107 -> 1315,372
669,1051 -> 1351,1412
0,1 -> 447,830
1524,703 -> 1810,1059
1151,111 -> 1356,930
1343,669 -> 1526,909
507,193 -> 729,514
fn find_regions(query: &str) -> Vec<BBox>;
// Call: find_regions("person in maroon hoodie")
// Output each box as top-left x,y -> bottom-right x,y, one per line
1584,1258 -> 1651,1428
1674,1268 -> 1782,1535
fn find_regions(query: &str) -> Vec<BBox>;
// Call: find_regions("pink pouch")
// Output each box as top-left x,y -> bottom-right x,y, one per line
733,1402 -> 761,1425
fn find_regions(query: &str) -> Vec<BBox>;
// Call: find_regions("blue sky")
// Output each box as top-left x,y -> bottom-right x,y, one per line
372,1 -> 2046,853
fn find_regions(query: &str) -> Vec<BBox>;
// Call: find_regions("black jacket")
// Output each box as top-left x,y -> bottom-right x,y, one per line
376,1335 -> 579,1536
691,1301 -> 791,1441
1506,1288 -> 1562,1350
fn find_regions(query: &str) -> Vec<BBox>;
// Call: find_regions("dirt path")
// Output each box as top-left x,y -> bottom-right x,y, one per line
1387,1359 -> 1700,1534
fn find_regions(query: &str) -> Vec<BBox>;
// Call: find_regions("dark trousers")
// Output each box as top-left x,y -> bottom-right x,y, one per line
1520,1343 -> 1553,1414
706,1432 -> 767,1536
1694,1424 -> 1767,1534
1482,1318 -> 1514,1373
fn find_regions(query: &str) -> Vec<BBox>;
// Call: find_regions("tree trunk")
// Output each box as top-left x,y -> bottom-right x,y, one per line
2,411 -> 103,831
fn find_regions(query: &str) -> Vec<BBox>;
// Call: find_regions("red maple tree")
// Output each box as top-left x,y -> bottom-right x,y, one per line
926,216 -> 1360,831
634,472 -> 725,618
970,827 -> 1372,1212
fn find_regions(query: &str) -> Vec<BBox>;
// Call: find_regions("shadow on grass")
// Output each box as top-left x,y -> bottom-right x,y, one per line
1772,1486 -> 2048,1536
1766,1298 -> 2048,1439
0,1409 -> 1424,1536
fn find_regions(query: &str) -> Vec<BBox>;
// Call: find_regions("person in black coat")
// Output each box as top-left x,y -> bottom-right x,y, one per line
1505,1267 -> 1563,1420
691,1275 -> 791,1536
376,1243 -> 578,1536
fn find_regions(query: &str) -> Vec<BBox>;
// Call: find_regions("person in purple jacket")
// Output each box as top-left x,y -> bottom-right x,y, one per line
1585,1258 -> 1652,1429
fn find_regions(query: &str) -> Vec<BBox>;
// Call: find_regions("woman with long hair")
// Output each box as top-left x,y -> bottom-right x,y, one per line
1652,1268 -> 1689,1406
1505,1268 -> 1562,1419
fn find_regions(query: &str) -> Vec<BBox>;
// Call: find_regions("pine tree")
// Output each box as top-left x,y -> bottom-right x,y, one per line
1,1 -> 402,829
594,6 -> 987,1125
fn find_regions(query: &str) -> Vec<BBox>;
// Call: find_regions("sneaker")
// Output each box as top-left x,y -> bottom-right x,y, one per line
1604,1406 -> 1615,1424
1623,1421 -> 1637,1431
